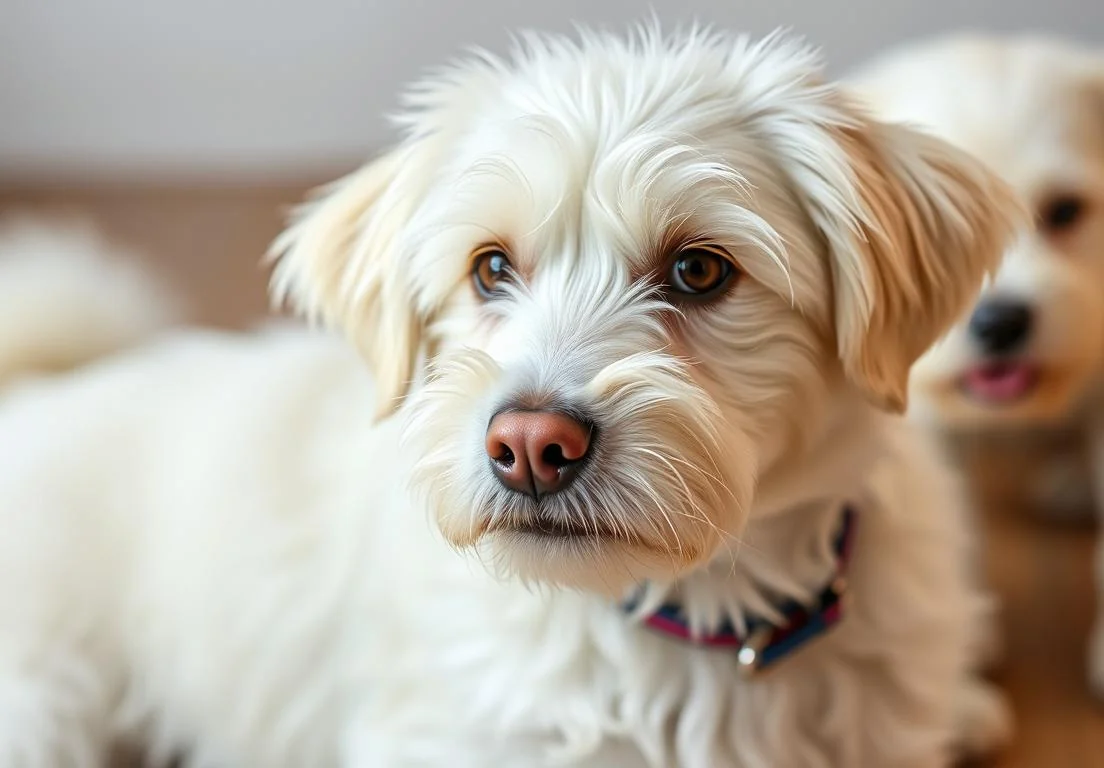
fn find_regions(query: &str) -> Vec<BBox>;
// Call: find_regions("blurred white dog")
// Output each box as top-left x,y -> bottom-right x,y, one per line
852,34 -> 1104,696
0,27 -> 1021,768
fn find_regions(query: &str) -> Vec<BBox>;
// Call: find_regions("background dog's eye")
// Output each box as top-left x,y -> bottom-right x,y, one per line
1039,194 -> 1087,235
666,247 -> 735,300
471,247 -> 513,298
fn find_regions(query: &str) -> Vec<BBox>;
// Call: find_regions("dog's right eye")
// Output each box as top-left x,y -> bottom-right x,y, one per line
1039,193 -> 1087,236
471,247 -> 514,299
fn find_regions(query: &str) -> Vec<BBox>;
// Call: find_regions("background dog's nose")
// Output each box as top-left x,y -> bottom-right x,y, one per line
485,411 -> 592,497
969,299 -> 1033,355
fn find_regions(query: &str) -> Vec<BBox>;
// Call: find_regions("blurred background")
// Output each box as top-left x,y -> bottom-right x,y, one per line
2,0 -> 1102,327
2,0 -> 1101,323
2,1 -> 1103,765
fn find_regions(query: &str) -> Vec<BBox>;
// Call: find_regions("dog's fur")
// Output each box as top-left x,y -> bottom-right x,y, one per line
850,34 -> 1104,696
0,27 -> 1023,767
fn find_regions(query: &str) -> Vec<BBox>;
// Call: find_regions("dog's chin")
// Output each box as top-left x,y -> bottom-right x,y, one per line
442,501 -> 721,595
914,363 -> 1094,428
427,474 -> 739,593
478,525 -> 710,595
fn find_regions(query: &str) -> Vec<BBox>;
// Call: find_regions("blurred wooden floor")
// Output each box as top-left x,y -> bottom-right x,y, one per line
3,183 -> 1104,767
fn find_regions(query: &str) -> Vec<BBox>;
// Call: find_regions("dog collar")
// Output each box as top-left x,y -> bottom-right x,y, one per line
625,506 -> 856,677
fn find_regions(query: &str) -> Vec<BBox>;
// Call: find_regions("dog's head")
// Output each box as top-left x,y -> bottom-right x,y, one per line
853,35 -> 1104,427
272,27 -> 1020,591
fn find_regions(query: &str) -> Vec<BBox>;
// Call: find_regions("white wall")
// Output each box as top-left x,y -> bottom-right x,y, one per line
2,0 -> 1101,180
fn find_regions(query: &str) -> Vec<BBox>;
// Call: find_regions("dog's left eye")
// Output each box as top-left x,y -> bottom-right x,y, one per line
471,246 -> 514,299
666,246 -> 736,301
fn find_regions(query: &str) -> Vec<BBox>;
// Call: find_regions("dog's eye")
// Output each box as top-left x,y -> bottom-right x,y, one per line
666,246 -> 735,301
1039,194 -> 1087,235
471,246 -> 514,299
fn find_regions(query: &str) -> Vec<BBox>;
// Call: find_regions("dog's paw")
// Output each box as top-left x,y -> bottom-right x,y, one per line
953,678 -> 1014,760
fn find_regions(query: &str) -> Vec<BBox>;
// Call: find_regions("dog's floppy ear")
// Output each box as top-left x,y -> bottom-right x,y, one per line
800,106 -> 1025,413
270,144 -> 431,419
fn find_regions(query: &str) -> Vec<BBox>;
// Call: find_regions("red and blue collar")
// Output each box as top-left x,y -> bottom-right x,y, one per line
626,506 -> 857,677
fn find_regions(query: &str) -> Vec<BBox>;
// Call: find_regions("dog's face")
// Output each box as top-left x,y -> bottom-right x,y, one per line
273,28 -> 1019,592
853,36 -> 1104,427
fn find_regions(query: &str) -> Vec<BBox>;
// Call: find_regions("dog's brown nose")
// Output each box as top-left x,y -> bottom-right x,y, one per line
485,410 -> 592,497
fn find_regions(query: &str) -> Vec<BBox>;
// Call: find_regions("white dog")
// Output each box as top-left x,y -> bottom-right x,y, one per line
0,27 -> 1023,768
851,34 -> 1104,696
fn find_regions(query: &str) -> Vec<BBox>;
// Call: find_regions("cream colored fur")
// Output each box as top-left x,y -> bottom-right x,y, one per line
0,26 -> 1022,767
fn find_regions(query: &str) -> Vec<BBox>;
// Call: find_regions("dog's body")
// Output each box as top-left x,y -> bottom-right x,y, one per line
850,34 -> 1104,695
0,326 -> 988,767
0,28 -> 1022,767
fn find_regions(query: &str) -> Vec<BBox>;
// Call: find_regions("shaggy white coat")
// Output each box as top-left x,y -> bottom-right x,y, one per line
0,27 -> 1022,768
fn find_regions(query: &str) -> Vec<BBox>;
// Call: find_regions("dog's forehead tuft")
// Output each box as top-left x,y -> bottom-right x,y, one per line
396,26 -> 841,152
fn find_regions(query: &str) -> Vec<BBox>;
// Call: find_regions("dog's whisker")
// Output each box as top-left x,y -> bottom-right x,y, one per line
634,443 -> 730,493
619,471 -> 688,563
634,448 -> 702,521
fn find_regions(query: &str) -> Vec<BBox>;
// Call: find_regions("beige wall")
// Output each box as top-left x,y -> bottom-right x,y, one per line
3,0 -> 1102,181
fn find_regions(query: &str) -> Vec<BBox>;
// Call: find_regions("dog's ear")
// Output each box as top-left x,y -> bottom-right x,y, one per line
270,144 -> 431,419
799,106 -> 1025,413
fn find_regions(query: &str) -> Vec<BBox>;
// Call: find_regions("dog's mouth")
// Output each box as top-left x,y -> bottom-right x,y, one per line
960,360 -> 1039,404
490,511 -> 625,541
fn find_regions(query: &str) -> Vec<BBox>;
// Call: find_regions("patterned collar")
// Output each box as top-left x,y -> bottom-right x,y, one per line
626,506 -> 857,677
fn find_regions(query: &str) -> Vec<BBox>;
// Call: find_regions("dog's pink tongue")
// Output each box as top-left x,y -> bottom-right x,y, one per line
964,363 -> 1034,402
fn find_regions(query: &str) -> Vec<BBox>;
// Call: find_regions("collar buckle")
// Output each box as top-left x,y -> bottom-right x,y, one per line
735,625 -> 773,678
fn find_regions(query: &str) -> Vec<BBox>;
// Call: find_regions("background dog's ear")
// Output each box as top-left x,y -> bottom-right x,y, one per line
270,144 -> 429,419
801,108 -> 1025,413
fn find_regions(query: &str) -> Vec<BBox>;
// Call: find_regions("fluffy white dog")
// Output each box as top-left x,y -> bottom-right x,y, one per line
851,34 -> 1104,696
0,27 -> 1023,768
